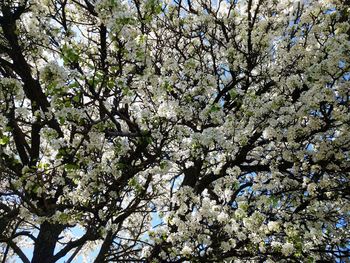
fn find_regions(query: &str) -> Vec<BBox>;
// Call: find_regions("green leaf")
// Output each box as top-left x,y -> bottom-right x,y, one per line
62,44 -> 79,64
269,196 -> 279,208
73,95 -> 80,102
229,89 -> 238,99
160,161 -> 167,170
58,116 -> 65,125
128,177 -> 137,187
245,111 -> 254,117
58,212 -> 69,223
65,163 -> 79,171
210,105 -> 221,113
38,162 -> 49,169
0,136 -> 9,145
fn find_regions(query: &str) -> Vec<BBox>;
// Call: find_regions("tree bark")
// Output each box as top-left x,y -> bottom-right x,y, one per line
31,221 -> 64,263
93,231 -> 114,263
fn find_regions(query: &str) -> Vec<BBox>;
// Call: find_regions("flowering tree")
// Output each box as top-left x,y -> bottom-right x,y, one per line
0,0 -> 349,262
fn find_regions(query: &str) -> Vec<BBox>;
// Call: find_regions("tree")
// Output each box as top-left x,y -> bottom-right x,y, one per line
0,0 -> 349,262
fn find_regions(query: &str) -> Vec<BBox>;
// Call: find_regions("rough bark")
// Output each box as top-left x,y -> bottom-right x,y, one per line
31,222 -> 64,263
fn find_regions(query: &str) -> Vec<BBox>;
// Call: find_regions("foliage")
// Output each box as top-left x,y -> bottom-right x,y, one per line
0,0 -> 349,262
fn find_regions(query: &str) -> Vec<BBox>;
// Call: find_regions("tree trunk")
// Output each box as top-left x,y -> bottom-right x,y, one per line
93,231 -> 114,263
31,221 -> 63,263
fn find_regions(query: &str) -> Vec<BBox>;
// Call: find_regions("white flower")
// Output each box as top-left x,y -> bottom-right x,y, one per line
217,211 -> 229,223
220,241 -> 230,252
236,232 -> 246,241
281,242 -> 295,256
267,221 -> 280,232
259,242 -> 266,253
262,127 -> 275,139
271,241 -> 282,248
235,208 -> 246,219
141,246 -> 152,258
307,183 -> 317,196
181,245 -> 192,256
